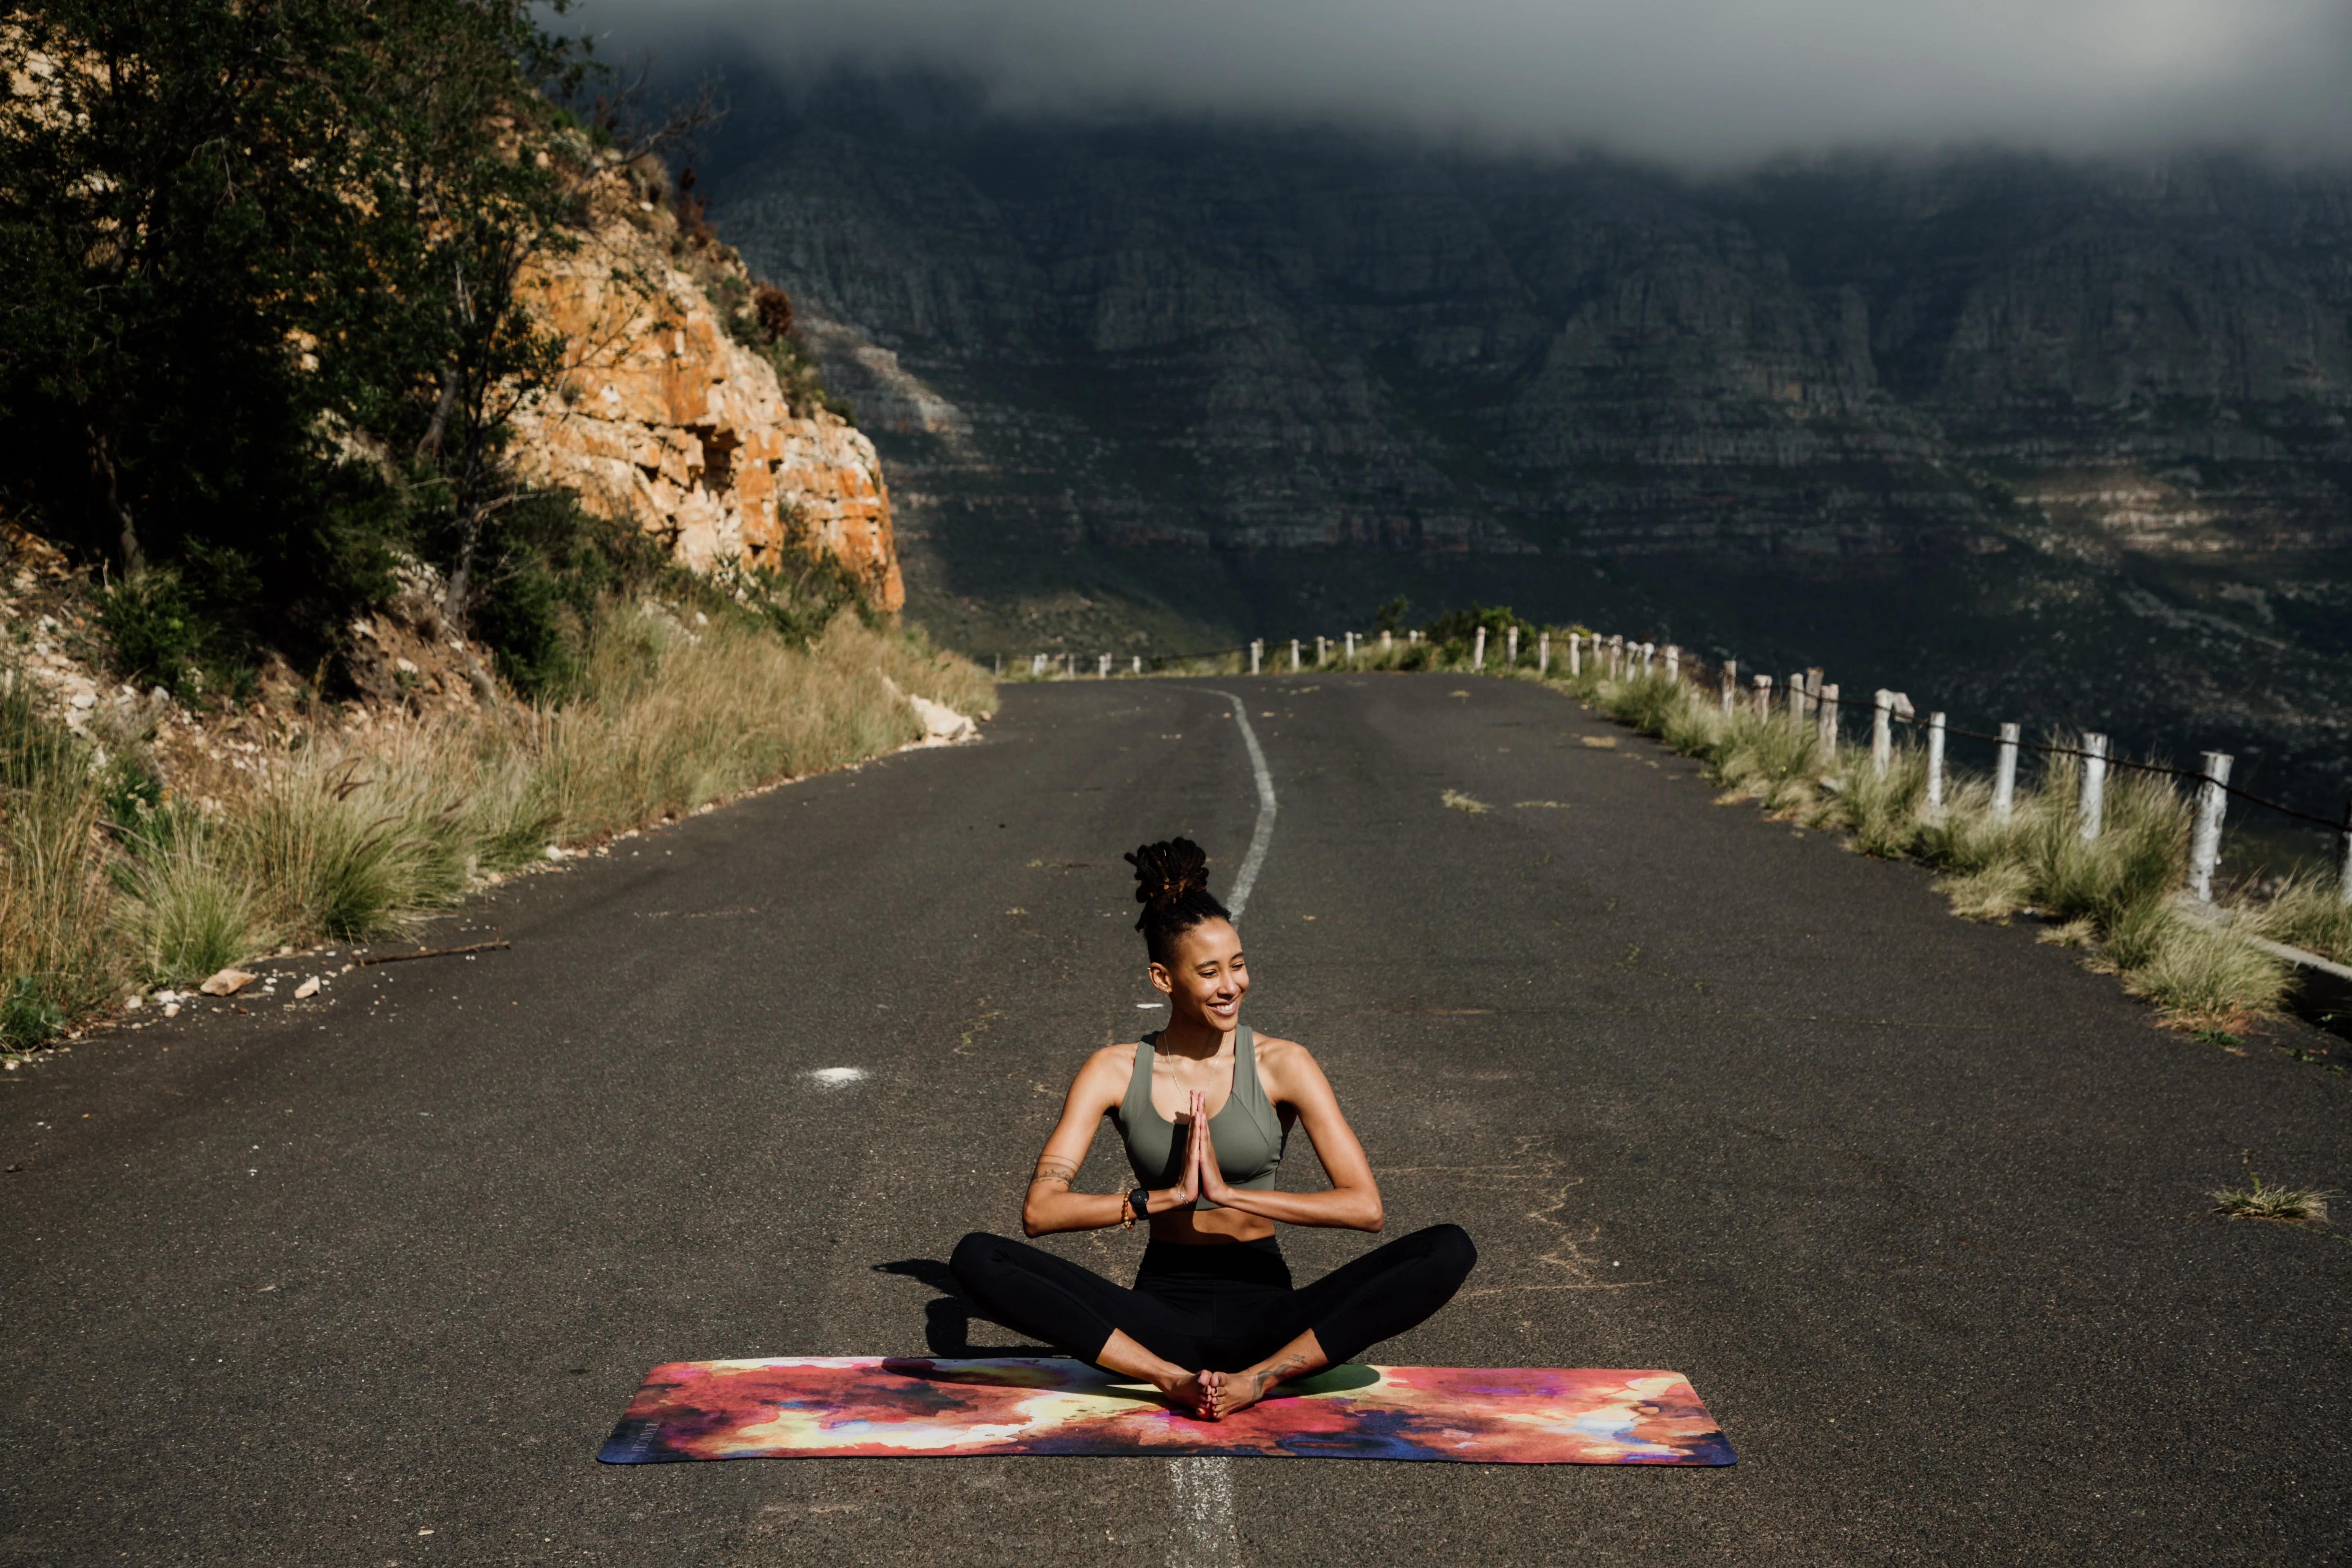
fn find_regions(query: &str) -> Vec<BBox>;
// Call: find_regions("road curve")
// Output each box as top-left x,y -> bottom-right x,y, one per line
3,675 -> 2347,1566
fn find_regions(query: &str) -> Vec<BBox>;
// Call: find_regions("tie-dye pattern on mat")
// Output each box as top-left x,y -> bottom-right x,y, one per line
597,1357 -> 1734,1465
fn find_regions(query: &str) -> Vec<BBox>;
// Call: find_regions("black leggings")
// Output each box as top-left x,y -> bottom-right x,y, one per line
949,1225 -> 1476,1373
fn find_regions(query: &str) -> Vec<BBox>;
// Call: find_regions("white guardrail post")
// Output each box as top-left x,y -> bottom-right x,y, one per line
2338,790 -> 2352,906
1926,712 -> 1947,819
1993,722 -> 2020,823
2187,751 -> 2232,902
2078,733 -> 2109,841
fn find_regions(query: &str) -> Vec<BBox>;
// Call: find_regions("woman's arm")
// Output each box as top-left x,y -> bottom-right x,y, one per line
1021,1050 -> 1200,1236
1196,1041 -> 1383,1232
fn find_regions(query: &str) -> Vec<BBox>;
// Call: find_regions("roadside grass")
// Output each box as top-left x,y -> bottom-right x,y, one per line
2212,1154 -> 2332,1225
0,673 -> 120,1046
1528,653 -> 2295,1031
0,605 -> 993,1042
2251,874 -> 2352,968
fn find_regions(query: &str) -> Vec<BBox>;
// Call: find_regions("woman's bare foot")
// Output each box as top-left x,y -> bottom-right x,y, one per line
1158,1367 -> 1218,1420
1211,1330 -> 1329,1419
1203,1368 -> 1275,1420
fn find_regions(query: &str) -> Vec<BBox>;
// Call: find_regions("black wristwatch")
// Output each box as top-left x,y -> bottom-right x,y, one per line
1127,1187 -> 1151,1220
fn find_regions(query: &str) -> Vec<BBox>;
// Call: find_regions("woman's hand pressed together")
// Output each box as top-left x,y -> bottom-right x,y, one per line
1192,1088 -> 1235,1209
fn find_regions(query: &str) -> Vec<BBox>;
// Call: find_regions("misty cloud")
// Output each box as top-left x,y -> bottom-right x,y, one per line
579,0 -> 2352,166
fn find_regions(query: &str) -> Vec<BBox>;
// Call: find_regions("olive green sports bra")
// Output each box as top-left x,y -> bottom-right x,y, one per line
1115,1026 -> 1287,1208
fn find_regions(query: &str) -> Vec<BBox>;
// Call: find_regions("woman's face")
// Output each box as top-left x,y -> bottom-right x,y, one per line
1150,918 -> 1248,1031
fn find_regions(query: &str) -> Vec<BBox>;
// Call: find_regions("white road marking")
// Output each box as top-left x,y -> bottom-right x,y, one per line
1200,690 -> 1276,921
806,1067 -> 867,1087
1167,1454 -> 1244,1568
1161,690 -> 1277,1566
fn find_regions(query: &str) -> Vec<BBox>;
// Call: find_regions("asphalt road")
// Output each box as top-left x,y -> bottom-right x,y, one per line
4,675 -> 2348,1566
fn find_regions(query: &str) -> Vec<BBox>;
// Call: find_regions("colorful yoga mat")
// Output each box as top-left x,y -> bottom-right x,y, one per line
597,1356 -> 1734,1465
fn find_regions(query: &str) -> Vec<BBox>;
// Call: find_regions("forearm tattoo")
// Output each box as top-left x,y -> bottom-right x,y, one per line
1029,1157 -> 1078,1189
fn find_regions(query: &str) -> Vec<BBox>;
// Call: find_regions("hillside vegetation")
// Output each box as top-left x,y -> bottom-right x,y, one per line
0,4 -> 993,1053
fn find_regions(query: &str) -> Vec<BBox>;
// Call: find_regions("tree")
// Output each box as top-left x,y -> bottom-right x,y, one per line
0,0 -> 587,668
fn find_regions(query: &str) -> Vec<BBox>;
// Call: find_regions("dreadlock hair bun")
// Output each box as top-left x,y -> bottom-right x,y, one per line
1127,837 -> 1232,964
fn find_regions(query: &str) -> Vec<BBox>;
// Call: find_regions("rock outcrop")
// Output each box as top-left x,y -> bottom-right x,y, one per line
510,160 -> 903,610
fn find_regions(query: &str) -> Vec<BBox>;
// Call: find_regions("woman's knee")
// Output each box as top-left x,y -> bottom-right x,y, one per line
949,1230 -> 1011,1291
1422,1223 -> 1477,1284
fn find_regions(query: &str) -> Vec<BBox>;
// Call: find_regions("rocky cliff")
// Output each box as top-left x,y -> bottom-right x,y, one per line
510,154 -> 904,610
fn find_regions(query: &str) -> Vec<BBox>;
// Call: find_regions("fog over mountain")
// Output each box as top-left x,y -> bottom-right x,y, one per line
580,0 -> 2352,166
563,7 -> 2352,827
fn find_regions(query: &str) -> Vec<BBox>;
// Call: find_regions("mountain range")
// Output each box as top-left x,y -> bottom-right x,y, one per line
692,74 -> 2352,826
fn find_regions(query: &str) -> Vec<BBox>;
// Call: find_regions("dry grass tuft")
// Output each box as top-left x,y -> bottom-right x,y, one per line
0,672 -> 124,1044
2212,1154 -> 2332,1225
1441,789 -> 1491,814
1934,860 -> 2035,921
2124,913 -> 2293,1031
2250,874 -> 2352,968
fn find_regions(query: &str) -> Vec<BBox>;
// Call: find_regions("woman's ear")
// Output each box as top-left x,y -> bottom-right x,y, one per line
1147,962 -> 1174,995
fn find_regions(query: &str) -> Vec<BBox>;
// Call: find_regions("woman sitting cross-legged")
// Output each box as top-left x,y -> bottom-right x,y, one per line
951,837 -> 1476,1421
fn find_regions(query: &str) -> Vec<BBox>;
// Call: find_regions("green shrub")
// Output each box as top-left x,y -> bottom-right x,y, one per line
94,567 -> 209,700
463,490 -> 667,700
0,976 -> 65,1051
1422,604 -> 1539,665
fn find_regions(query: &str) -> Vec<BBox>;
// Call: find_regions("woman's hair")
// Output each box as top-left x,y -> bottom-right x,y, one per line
1127,837 -> 1232,964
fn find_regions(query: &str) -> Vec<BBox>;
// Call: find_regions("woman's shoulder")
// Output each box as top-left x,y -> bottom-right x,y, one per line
1083,1042 -> 1145,1078
1250,1032 -> 1319,1077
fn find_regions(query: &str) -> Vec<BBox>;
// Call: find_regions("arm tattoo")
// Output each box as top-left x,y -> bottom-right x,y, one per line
1029,1158 -> 1078,1188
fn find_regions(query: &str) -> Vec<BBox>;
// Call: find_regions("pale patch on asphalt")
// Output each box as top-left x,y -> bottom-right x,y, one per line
806,1067 -> 868,1088
1167,1454 -> 1243,1568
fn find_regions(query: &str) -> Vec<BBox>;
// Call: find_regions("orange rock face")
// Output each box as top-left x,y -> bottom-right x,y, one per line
510,196 -> 903,610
